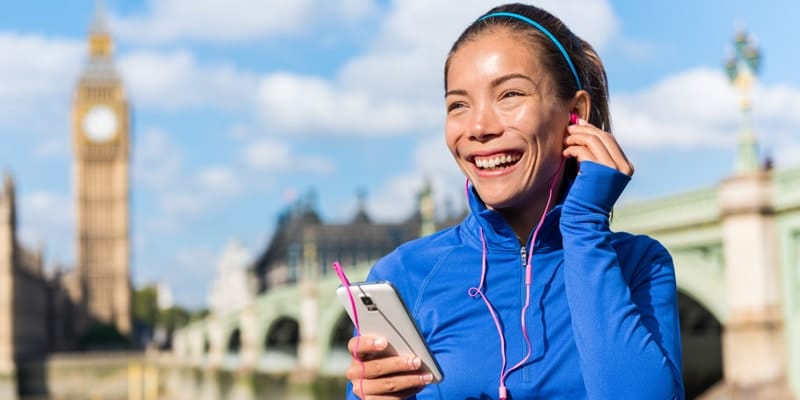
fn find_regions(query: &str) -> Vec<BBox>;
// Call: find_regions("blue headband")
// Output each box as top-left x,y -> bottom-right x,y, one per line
478,11 -> 582,91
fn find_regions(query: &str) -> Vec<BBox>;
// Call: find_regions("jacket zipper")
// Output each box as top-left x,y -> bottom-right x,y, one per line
520,245 -> 527,268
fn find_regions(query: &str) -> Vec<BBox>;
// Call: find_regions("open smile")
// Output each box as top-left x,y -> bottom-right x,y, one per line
470,152 -> 523,171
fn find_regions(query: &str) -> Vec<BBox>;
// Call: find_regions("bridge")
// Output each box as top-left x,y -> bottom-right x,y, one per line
172,164 -> 800,398
172,261 -> 372,376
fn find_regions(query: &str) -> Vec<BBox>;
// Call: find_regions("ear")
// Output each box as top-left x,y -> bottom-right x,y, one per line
569,90 -> 591,122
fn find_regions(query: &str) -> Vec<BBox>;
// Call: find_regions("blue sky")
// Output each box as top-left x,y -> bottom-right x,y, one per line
1,0 -> 798,309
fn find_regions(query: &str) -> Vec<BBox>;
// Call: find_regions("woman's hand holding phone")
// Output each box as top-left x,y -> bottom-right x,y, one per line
346,335 -> 432,399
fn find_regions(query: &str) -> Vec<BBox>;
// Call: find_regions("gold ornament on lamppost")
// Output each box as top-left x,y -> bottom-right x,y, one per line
725,29 -> 762,174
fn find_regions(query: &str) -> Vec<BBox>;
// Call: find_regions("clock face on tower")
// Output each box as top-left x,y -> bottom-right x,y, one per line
82,104 -> 118,142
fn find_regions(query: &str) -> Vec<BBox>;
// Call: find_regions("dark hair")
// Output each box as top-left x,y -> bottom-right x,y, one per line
444,3 -> 612,182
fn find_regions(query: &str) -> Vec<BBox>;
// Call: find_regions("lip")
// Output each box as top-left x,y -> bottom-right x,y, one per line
466,149 -> 524,177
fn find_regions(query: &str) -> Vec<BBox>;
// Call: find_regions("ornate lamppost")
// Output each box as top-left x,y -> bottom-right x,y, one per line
725,29 -> 762,173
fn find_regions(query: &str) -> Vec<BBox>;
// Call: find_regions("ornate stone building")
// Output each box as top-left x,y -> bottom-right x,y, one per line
0,175 -> 78,380
208,239 -> 255,316
251,184 -> 464,293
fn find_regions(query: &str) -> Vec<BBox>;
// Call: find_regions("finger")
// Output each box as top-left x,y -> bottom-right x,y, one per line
579,122 -> 633,176
563,134 -> 617,170
353,387 -> 425,400
568,121 -> 634,175
351,372 -> 432,399
347,355 -> 422,380
348,335 -> 388,357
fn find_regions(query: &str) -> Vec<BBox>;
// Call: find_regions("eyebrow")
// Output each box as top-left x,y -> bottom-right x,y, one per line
445,73 -> 536,98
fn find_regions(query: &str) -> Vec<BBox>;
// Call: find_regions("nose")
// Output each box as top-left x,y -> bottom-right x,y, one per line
469,103 -> 502,142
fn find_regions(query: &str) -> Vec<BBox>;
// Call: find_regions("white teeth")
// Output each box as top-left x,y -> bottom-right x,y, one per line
474,154 -> 521,169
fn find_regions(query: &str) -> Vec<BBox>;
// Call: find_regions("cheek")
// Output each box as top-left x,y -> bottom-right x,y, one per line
444,120 -> 462,156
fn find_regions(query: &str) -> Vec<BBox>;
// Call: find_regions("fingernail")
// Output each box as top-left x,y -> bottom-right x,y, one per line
578,118 -> 587,126
421,373 -> 433,383
408,357 -> 421,369
373,337 -> 386,349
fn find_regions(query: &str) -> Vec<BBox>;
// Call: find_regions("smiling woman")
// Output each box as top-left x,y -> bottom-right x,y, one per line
341,3 -> 684,400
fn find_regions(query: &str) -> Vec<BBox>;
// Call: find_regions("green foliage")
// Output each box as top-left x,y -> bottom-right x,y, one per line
78,323 -> 131,350
189,308 -> 210,322
133,285 -> 205,341
132,286 -> 159,326
157,306 -> 191,330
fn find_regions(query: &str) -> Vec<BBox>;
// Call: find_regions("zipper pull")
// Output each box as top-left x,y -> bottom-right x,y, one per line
520,246 -> 527,268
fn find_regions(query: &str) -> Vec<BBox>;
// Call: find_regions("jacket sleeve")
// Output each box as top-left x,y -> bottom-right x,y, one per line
560,161 -> 684,400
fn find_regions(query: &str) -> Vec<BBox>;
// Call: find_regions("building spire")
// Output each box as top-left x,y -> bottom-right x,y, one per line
2,171 -> 16,232
90,0 -> 109,34
88,0 -> 113,58
351,188 -> 371,224
418,177 -> 435,237
2,172 -> 14,201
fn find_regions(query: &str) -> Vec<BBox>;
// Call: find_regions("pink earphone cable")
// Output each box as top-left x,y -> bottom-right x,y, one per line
467,228 -> 509,388
466,157 -> 566,400
333,261 -> 366,398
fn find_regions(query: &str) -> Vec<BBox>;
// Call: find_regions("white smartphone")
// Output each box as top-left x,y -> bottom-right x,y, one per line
336,281 -> 443,383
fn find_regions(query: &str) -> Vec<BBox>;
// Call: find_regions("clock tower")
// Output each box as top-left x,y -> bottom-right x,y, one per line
71,2 -> 131,336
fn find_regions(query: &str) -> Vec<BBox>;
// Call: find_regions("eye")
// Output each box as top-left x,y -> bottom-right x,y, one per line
447,101 -> 466,113
500,90 -> 525,99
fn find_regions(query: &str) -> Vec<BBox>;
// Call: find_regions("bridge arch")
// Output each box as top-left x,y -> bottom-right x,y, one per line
227,328 -> 242,353
259,316 -> 300,372
678,290 -> 723,398
265,316 -> 300,354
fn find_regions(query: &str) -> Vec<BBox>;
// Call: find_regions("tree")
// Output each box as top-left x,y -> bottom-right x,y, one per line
133,285 -> 159,327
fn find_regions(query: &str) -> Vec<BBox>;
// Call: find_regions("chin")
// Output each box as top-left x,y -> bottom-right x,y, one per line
473,186 -> 522,210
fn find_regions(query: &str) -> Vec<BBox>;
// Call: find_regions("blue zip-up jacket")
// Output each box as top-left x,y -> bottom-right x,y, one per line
346,161 -> 684,399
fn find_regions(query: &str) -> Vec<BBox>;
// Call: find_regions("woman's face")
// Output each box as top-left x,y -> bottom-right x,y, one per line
445,29 -> 570,211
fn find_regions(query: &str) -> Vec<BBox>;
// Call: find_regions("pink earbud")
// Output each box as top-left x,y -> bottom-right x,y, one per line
569,112 -> 579,126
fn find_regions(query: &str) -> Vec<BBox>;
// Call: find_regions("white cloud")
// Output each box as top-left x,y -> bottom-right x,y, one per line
612,67 -> 740,149
0,33 -> 82,134
111,0 -> 314,43
611,67 -> 800,157
256,72 -> 438,136
752,84 -> 800,124
752,84 -> 800,167
335,0 -> 379,21
242,137 -> 335,174
110,0 -> 378,45
536,0 -> 619,47
120,50 -> 259,111
195,166 -> 242,197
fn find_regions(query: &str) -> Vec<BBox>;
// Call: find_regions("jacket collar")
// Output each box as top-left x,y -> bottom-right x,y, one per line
463,185 -> 564,252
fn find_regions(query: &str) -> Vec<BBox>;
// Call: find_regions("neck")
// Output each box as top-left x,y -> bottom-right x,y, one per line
497,180 -> 565,244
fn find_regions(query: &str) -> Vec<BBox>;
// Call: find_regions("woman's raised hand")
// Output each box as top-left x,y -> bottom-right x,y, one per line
563,118 -> 634,177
